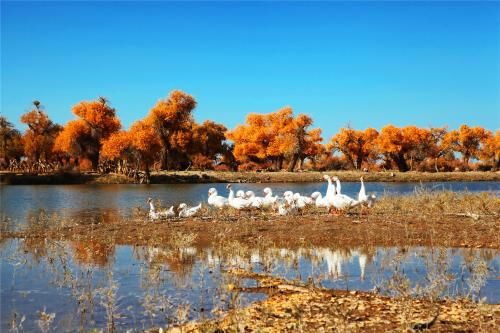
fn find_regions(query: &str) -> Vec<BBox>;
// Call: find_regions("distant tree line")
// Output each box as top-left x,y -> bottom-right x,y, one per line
1,90 -> 498,182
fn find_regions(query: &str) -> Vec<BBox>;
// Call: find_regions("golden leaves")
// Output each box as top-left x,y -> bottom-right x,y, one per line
329,127 -> 379,168
227,107 -> 323,169
443,125 -> 492,163
20,107 -> 61,160
54,97 -> 122,166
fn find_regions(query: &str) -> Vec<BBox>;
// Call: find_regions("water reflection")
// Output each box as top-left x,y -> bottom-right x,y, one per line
1,240 -> 498,332
72,241 -> 115,267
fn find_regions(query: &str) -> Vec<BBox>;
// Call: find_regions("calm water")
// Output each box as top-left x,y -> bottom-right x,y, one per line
1,181 -> 498,223
1,240 -> 498,331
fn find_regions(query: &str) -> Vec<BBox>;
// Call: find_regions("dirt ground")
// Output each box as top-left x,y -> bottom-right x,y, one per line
4,210 -> 498,250
1,170 -> 499,184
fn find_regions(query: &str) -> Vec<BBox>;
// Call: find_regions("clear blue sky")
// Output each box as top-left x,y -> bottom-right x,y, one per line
2,1 -> 499,140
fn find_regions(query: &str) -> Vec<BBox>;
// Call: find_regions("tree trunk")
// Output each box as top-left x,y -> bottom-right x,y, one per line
160,147 -> 169,170
144,163 -> 150,184
277,156 -> 284,171
356,155 -> 363,170
273,158 -> 279,171
287,154 -> 299,172
90,152 -> 99,171
392,153 -> 409,172
462,154 -> 469,167
298,157 -> 305,170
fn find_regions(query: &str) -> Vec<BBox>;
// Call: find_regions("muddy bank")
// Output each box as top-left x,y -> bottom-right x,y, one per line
163,270 -> 500,332
3,193 -> 498,249
1,170 -> 499,185
4,211 -> 499,249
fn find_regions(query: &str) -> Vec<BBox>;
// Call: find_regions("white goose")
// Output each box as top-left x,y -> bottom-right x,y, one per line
226,184 -> 252,210
283,191 -> 295,206
292,193 -> 313,209
161,206 -> 176,218
277,199 -> 297,216
178,203 -> 202,218
311,191 -> 329,208
358,176 -> 377,208
323,175 -> 336,203
148,198 -> 175,219
245,190 -> 265,209
262,187 -> 278,208
207,188 -> 228,208
330,176 -> 360,212
148,198 -> 160,220
236,190 -> 246,199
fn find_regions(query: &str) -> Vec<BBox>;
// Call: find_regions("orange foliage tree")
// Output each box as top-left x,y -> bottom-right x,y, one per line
301,127 -> 325,169
147,90 -> 196,170
442,125 -> 492,166
54,97 -> 121,169
425,127 -> 450,172
0,116 -> 24,164
227,113 -> 272,170
101,119 -> 161,182
188,120 -> 229,170
479,130 -> 499,170
227,107 -> 323,171
328,127 -> 379,169
20,101 -> 61,162
376,125 -> 434,171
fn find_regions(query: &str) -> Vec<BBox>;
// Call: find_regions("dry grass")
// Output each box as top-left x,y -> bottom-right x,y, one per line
163,270 -> 500,333
374,190 -> 500,216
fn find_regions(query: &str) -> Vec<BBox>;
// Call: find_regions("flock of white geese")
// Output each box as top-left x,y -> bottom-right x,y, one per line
148,175 -> 376,220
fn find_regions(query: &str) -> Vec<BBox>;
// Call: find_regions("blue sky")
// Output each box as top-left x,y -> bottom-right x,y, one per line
2,1 -> 499,140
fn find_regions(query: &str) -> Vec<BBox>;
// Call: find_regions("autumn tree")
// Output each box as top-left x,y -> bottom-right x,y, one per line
147,90 -> 196,170
54,97 -> 121,169
402,126 -> 434,170
227,113 -> 273,170
20,101 -> 61,162
328,127 -> 379,169
301,127 -> 325,169
101,120 -> 161,182
442,125 -> 492,166
227,107 -> 323,171
0,116 -> 24,164
265,108 -> 296,170
188,120 -> 228,170
100,131 -> 133,162
479,130 -> 499,170
376,125 -> 433,171
425,127 -> 450,172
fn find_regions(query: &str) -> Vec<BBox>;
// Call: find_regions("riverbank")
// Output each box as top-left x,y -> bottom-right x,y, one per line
163,270 -> 500,332
3,193 -> 498,249
1,170 -> 499,185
